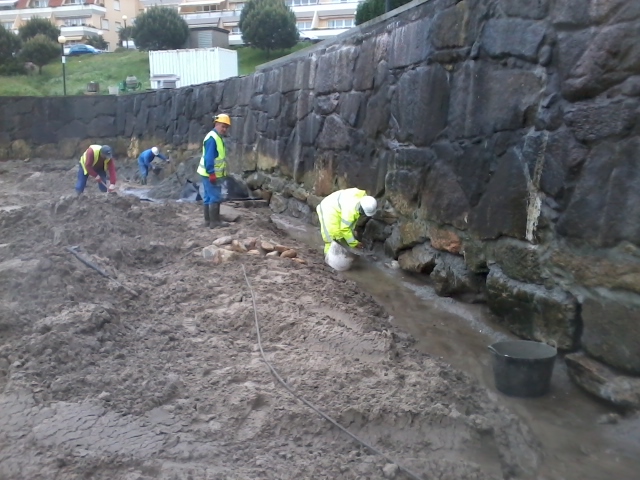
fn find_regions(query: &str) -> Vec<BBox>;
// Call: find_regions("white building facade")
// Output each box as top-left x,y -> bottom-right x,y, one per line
139,0 -> 363,46
0,0 -> 140,51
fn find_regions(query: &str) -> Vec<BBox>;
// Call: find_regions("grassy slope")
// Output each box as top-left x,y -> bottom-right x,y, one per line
0,51 -> 150,97
235,42 -> 311,76
0,43 -> 314,97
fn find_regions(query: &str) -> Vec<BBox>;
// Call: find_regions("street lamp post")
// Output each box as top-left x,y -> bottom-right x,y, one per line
122,15 -> 127,48
57,35 -> 67,96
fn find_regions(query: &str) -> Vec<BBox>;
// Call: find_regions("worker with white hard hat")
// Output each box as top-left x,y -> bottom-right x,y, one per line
137,146 -> 169,185
316,188 -> 377,255
197,113 -> 232,229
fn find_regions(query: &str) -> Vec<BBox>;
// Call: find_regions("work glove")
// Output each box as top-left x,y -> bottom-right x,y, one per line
93,176 -> 104,183
355,242 -> 364,249
108,184 -> 117,193
209,173 -> 217,184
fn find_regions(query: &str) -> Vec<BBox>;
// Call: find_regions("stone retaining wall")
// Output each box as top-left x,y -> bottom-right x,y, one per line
1,0 -> 639,406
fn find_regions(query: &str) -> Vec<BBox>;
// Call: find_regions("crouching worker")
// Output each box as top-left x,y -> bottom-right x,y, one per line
197,113 -> 231,229
75,145 -> 117,195
316,188 -> 377,270
138,146 -> 170,185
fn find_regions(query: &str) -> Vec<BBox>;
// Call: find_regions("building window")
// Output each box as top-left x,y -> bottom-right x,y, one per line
196,5 -> 221,12
286,0 -> 318,6
114,0 -> 120,10
64,18 -> 85,26
32,0 -> 49,7
231,26 -> 240,34
327,18 -> 354,29
296,21 -> 311,30
101,18 -> 109,30
2,22 -> 13,29
65,0 -> 84,5
115,21 -> 121,30
233,3 -> 245,10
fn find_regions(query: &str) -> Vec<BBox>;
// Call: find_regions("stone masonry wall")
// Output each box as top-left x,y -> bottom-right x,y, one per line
1,0 -> 639,406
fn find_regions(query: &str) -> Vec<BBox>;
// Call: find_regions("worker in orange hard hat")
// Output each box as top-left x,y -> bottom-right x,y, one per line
197,113 -> 231,228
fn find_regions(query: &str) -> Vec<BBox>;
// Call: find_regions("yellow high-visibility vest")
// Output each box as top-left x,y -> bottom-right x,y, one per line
197,130 -> 226,178
79,145 -> 111,175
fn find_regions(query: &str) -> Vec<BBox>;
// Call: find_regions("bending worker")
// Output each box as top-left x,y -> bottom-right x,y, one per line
75,144 -> 117,195
138,146 -> 170,185
197,113 -> 231,229
316,188 -> 377,254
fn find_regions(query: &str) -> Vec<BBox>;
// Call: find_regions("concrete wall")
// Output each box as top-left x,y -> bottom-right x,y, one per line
1,0 -> 639,405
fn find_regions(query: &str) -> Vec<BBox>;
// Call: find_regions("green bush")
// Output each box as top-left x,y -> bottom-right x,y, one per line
84,35 -> 108,51
0,25 -> 23,75
19,18 -> 60,43
355,0 -> 412,25
239,0 -> 298,53
132,7 -> 189,51
19,34 -> 59,74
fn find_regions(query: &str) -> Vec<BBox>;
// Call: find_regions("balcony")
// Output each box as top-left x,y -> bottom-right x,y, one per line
0,4 -> 106,20
291,2 -> 361,16
60,24 -> 102,39
53,4 -> 107,18
140,0 -> 180,8
182,9 -> 241,26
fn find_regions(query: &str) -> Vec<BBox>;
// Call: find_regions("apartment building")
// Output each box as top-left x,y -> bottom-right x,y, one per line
139,0 -> 363,47
0,0 -> 140,51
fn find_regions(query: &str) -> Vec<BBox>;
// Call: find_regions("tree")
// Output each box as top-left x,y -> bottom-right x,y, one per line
355,0 -> 411,25
239,0 -> 298,53
18,17 -> 60,43
0,25 -> 24,75
84,34 -> 108,51
19,34 -> 59,74
118,26 -> 134,47
132,7 -> 189,51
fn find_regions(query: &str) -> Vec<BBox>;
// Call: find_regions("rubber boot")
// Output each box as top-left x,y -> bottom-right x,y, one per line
209,203 -> 229,229
203,204 -> 210,227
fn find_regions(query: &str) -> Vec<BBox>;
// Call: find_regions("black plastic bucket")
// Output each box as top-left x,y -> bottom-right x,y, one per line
488,340 -> 557,398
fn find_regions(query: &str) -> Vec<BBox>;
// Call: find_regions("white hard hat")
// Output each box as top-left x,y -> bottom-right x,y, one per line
151,146 -> 159,155
360,196 -> 377,217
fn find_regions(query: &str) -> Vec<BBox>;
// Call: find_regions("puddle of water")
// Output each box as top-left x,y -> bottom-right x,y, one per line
274,214 -> 640,480
120,186 -> 157,202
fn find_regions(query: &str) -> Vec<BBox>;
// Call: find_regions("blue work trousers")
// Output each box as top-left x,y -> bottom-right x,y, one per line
137,156 -> 150,179
76,165 -> 107,194
200,175 -> 222,205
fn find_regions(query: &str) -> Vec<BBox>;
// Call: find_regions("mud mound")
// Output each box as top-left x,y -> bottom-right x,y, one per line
0,162 -> 543,480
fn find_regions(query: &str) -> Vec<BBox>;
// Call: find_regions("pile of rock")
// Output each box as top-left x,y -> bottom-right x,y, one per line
202,235 -> 306,266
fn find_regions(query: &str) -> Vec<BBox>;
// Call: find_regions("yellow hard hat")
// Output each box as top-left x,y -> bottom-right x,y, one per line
214,113 -> 231,126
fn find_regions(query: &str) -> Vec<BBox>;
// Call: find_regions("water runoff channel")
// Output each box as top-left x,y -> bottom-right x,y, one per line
121,179 -> 640,480
269,214 -> 640,480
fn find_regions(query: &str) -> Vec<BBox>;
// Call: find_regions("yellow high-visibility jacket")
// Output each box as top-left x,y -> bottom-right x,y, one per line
196,130 -> 227,178
316,188 -> 367,253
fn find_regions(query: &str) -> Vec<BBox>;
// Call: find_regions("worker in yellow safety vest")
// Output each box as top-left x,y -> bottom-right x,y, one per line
75,145 -> 117,195
197,113 -> 231,229
316,188 -> 378,254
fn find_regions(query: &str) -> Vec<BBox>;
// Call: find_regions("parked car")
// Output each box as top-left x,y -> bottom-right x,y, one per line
67,44 -> 104,56
298,31 -> 321,43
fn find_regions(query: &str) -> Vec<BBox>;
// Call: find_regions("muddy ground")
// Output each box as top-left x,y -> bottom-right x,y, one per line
0,159 -> 543,480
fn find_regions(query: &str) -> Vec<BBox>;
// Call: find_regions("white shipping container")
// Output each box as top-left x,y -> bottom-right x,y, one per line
148,48 -> 238,89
